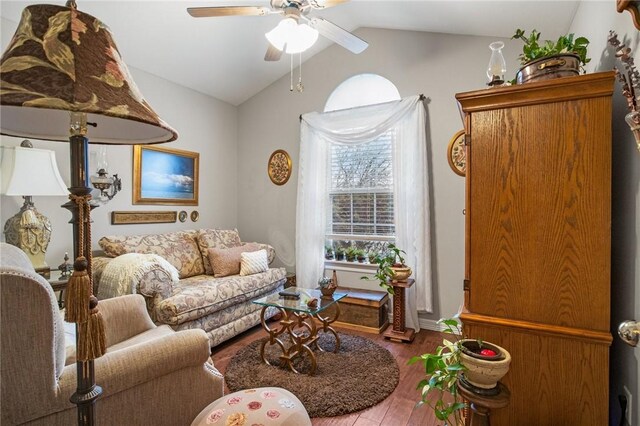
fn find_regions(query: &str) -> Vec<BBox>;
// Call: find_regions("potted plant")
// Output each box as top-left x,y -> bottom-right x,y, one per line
511,29 -> 590,84
325,245 -> 334,260
361,243 -> 411,294
318,276 -> 337,297
367,251 -> 377,264
335,247 -> 346,261
409,318 -> 511,425
355,248 -> 366,263
345,246 -> 357,262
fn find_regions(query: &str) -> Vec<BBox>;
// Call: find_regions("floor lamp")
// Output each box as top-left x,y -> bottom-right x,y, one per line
0,3 -> 177,425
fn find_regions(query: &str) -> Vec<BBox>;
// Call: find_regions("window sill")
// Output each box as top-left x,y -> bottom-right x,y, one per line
324,260 -> 378,274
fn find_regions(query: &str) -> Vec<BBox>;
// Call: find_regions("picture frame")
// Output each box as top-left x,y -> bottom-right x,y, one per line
111,211 -> 177,225
133,145 -> 199,205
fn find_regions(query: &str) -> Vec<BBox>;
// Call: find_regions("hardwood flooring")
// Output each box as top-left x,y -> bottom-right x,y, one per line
211,324 -> 446,426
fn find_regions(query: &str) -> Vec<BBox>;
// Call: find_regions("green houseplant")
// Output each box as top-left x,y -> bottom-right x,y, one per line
409,318 -> 512,425
511,29 -> 590,84
361,243 -> 411,294
325,245 -> 334,260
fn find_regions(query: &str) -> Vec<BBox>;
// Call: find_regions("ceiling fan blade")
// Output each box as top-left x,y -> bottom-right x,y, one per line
308,0 -> 350,9
187,6 -> 272,18
264,43 -> 284,61
308,17 -> 368,54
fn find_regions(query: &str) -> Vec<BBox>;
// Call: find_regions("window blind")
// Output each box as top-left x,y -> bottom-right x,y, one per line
327,132 -> 395,240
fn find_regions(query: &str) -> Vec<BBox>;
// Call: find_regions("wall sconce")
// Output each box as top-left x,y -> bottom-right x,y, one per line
90,146 -> 121,202
608,31 -> 640,152
90,169 -> 121,201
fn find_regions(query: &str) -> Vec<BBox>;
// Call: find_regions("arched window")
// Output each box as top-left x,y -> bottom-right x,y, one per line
324,73 -> 400,112
323,75 -> 401,260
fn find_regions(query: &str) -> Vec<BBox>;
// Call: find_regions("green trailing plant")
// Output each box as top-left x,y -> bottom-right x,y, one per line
361,243 -> 407,294
512,29 -> 590,70
408,318 -> 467,424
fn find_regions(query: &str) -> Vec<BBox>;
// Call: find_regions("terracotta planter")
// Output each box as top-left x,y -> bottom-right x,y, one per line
459,340 -> 511,389
516,53 -> 580,84
390,265 -> 412,283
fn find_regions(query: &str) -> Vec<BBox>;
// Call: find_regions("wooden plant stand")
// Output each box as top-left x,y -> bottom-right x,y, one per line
383,278 -> 415,343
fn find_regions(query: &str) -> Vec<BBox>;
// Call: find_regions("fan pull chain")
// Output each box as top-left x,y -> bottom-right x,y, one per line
297,53 -> 304,93
290,54 -> 294,92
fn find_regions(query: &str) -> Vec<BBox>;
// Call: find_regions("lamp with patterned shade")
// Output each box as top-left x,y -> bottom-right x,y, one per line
0,2 -> 177,424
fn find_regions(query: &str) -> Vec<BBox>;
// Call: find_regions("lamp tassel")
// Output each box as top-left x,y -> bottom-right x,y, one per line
64,257 -> 91,324
65,193 -> 106,360
78,296 -> 106,360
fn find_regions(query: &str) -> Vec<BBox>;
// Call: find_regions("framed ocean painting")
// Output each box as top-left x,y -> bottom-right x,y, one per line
133,145 -> 199,205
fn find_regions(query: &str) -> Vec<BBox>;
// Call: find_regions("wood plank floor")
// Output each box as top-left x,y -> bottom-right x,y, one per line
211,324 -> 445,426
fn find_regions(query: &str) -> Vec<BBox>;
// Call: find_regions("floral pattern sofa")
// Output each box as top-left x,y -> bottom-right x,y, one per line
93,229 -> 285,347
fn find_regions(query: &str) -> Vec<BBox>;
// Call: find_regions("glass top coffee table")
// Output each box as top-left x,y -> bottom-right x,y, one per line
253,288 -> 347,376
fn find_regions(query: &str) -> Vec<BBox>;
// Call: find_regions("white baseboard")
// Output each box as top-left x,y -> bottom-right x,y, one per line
418,318 -> 447,332
385,314 -> 447,333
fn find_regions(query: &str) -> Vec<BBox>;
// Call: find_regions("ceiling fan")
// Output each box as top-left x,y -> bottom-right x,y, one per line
187,0 -> 368,61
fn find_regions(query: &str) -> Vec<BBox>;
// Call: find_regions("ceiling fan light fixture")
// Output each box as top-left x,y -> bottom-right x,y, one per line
265,17 -> 297,51
286,23 -> 319,54
265,18 -> 319,53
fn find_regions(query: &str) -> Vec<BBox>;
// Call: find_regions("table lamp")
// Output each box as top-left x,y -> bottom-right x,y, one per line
1,139 -> 69,276
0,2 -> 177,425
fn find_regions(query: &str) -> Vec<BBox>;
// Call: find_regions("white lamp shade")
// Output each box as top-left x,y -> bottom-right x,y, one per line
265,19 -> 318,54
265,18 -> 297,51
1,146 -> 69,196
286,23 -> 319,54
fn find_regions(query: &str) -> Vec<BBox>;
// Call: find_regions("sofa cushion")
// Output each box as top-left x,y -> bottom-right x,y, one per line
98,231 -> 205,279
197,229 -> 243,275
156,267 -> 286,326
240,249 -> 269,276
208,243 -> 260,278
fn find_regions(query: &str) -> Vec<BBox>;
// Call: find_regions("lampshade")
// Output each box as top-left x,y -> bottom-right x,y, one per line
1,146 -> 68,196
265,18 -> 319,54
0,4 -> 178,144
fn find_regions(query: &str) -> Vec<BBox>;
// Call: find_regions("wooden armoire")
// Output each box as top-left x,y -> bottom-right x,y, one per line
456,72 -> 615,425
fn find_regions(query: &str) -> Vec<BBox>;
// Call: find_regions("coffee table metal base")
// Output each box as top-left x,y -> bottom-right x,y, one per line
259,303 -> 341,376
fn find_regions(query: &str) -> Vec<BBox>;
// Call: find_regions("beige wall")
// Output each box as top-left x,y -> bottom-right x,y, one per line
0,17 -> 239,266
236,27 -> 521,322
569,2 -> 640,424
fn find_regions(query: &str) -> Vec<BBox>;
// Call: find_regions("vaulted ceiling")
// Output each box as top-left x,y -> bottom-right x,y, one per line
0,1 -> 580,105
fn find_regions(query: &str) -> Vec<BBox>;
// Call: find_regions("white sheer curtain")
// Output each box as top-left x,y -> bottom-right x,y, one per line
296,95 -> 431,331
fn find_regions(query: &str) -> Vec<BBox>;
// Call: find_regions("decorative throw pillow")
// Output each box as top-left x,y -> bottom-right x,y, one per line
240,249 -> 269,276
208,243 -> 260,278
197,229 -> 243,275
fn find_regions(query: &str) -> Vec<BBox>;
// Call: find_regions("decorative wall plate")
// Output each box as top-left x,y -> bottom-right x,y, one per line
268,149 -> 292,185
447,130 -> 466,176
191,210 -> 200,222
178,211 -> 187,222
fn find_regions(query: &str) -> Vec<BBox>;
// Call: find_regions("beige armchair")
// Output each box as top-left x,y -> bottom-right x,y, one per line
0,243 -> 224,425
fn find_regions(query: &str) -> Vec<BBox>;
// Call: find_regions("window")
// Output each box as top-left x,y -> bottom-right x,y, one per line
323,75 -> 400,259
326,132 -> 395,254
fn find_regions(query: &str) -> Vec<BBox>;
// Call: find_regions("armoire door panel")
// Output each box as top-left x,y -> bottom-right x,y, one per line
468,98 -> 611,330
464,320 -> 609,426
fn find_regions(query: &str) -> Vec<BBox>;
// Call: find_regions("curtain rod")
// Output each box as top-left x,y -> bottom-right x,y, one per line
299,93 -> 426,122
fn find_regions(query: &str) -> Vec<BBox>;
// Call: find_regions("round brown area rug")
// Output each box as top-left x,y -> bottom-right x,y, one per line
225,332 -> 400,418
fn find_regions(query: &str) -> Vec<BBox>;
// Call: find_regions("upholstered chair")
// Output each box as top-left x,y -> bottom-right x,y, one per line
0,243 -> 224,425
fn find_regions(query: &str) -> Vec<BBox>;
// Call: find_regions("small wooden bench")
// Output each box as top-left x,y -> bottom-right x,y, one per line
333,287 -> 389,334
